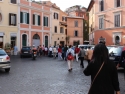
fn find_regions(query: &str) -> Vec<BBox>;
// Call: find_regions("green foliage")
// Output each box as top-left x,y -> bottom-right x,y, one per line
83,20 -> 89,41
4,43 -> 11,50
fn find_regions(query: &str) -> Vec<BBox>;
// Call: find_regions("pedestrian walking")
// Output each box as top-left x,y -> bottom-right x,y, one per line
79,47 -> 85,68
66,45 -> 74,72
39,45 -> 42,56
58,46 -> 62,60
64,45 -> 68,61
13,45 -> 18,55
62,46 -> 65,60
42,45 -> 45,56
52,46 -> 57,58
49,46 -> 52,57
37,46 -> 39,56
86,46 -> 93,64
75,45 -> 80,62
45,46 -> 48,56
84,43 -> 120,94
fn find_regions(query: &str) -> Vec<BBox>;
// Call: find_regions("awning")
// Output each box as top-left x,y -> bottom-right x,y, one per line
10,33 -> 17,37
0,32 -> 4,36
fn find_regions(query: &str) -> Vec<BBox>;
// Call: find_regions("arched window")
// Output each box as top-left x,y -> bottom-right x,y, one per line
33,34 -> 40,39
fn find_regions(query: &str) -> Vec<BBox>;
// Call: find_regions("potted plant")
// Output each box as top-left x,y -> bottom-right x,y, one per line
4,43 -> 11,53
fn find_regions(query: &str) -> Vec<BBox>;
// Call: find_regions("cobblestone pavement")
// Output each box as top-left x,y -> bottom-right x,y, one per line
0,56 -> 124,94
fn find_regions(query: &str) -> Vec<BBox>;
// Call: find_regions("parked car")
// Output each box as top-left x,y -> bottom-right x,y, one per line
0,48 -> 11,72
20,46 -> 32,58
78,45 -> 94,50
109,46 -> 125,68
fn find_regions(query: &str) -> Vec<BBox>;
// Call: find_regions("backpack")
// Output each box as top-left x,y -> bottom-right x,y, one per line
67,50 -> 73,60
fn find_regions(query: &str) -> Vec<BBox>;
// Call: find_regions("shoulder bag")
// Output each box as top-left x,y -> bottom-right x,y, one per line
88,62 -> 104,94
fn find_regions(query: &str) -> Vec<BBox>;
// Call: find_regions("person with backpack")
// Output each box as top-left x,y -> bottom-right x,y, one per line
66,45 -> 75,72
64,45 -> 68,61
75,45 -> 80,62
79,46 -> 85,68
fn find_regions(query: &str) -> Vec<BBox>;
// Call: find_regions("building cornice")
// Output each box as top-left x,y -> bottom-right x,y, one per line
18,3 -> 52,14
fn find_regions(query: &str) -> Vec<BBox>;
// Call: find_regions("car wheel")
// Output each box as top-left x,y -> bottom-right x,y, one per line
5,68 -> 10,73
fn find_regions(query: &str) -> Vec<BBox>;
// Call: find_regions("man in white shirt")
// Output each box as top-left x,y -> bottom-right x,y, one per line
52,46 -> 57,58
49,46 -> 52,57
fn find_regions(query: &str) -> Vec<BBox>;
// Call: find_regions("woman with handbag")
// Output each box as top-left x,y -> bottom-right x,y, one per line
84,44 -> 120,94
66,45 -> 74,72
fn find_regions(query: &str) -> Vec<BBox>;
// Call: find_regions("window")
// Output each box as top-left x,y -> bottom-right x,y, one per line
99,0 -> 104,11
54,13 -> 58,19
99,16 -> 104,29
62,16 -> 67,21
10,0 -> 16,4
115,0 -> 121,7
114,13 -> 120,27
75,21 -> 78,27
20,12 -> 29,24
9,13 -> 16,26
33,14 -> 40,26
74,31 -> 78,37
43,16 -> 48,27
55,26 -> 57,33
60,27 -> 64,33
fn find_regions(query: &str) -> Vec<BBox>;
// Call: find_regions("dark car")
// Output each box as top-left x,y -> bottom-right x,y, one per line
20,46 -> 32,58
109,46 -> 125,68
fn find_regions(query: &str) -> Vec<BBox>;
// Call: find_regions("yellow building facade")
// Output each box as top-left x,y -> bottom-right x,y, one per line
87,0 -> 95,45
51,4 -> 67,46
0,0 -> 18,49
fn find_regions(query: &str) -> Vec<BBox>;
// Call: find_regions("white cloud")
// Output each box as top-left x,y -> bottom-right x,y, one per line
35,0 -> 91,11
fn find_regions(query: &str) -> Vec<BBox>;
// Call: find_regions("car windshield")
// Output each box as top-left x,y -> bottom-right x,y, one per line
109,47 -> 123,55
22,47 -> 31,50
0,50 -> 6,55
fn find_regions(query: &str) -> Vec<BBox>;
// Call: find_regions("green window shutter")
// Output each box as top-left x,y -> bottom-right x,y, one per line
20,12 -> 23,23
9,13 -> 11,25
38,15 -> 40,25
14,14 -> 16,26
43,16 -> 45,26
33,14 -> 35,25
47,17 -> 48,26
27,13 -> 29,24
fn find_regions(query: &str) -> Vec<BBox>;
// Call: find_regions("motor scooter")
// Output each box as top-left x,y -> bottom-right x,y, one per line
32,50 -> 37,60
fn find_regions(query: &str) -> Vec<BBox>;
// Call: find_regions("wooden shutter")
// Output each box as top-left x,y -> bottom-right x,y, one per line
38,15 -> 40,25
43,16 -> 45,26
14,14 -> 16,26
54,13 -> 55,19
47,17 -> 48,26
57,14 -> 58,19
20,12 -> 23,23
27,13 -> 29,24
33,14 -> 35,25
9,13 -> 11,25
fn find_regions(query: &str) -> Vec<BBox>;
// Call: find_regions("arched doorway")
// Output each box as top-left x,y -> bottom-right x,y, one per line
22,34 -> 27,47
115,36 -> 120,45
45,36 -> 48,47
33,34 -> 40,47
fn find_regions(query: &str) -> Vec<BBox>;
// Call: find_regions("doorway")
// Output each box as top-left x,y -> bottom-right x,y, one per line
45,36 -> 48,47
22,34 -> 27,47
60,41 -> 64,46
33,34 -> 40,48
11,37 -> 16,48
0,36 -> 3,48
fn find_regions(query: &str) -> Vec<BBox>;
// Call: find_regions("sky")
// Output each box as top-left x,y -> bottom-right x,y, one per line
35,0 -> 91,11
